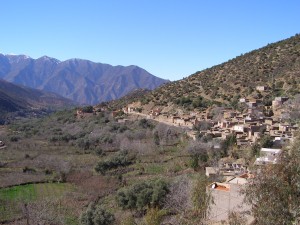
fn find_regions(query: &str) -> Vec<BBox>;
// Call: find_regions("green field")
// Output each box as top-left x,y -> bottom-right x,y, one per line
0,183 -> 74,222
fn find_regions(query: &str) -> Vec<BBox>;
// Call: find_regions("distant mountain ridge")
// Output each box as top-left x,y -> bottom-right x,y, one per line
0,54 -> 168,105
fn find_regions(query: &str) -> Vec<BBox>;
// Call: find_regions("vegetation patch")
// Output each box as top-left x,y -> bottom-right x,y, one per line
144,163 -> 165,174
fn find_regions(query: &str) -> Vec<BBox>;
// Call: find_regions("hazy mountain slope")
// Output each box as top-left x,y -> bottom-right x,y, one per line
0,90 -> 28,113
144,34 -> 300,109
0,55 -> 168,105
0,79 -> 74,116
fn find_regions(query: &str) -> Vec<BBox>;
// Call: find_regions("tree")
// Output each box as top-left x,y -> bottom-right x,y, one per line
154,123 -> 180,146
251,142 -> 260,158
186,140 -> 210,170
221,134 -> 237,157
164,175 -> 192,214
95,150 -> 133,175
260,134 -> 273,148
190,175 -> 213,223
139,118 -> 154,129
230,97 -> 239,110
24,199 -> 73,225
242,136 -> 300,225
282,94 -> 300,122
193,121 -> 213,131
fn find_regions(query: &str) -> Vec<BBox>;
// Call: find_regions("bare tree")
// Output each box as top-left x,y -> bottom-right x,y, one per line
154,123 -> 181,146
164,175 -> 193,214
185,140 -> 212,169
282,94 -> 300,122
210,107 -> 224,122
25,199 -> 68,225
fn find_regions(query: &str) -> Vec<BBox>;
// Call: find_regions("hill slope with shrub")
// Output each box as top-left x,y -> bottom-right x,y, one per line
140,34 -> 300,111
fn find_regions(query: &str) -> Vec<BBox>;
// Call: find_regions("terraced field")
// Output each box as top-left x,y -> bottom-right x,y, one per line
0,183 -> 74,222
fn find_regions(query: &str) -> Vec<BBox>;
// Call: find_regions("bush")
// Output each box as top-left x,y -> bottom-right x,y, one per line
80,203 -> 115,225
23,167 -> 36,173
77,138 -> 91,150
82,106 -> 94,113
95,151 -> 134,174
221,134 -> 237,157
260,134 -> 273,148
99,134 -> 113,144
95,147 -> 104,156
193,121 -> 213,131
10,136 -> 20,142
144,207 -> 167,225
190,155 -> 200,170
120,215 -> 136,225
116,179 -> 169,210
139,119 -> 154,129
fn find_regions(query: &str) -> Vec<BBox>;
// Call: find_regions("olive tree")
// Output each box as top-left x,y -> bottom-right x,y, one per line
80,203 -> 115,225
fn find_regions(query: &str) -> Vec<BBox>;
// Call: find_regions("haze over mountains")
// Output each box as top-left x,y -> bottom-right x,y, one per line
0,54 -> 168,105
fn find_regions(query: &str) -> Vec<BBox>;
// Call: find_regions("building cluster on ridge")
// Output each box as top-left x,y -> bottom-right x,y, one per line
124,90 -> 297,148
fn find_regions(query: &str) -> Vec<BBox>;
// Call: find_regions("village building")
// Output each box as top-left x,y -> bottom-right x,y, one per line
254,148 -> 281,165
149,108 -> 162,117
205,167 -> 218,177
256,85 -> 269,92
272,96 -> 289,110
207,176 -> 252,222
239,97 -> 249,103
118,94 -> 297,153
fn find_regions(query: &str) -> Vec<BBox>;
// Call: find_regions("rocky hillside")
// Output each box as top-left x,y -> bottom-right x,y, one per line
104,88 -> 151,110
141,34 -> 300,111
0,54 -> 168,105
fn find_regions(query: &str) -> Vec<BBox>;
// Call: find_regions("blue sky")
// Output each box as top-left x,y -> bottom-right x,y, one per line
0,1 -> 299,81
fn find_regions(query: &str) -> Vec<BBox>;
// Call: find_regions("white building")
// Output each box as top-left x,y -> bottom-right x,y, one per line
233,125 -> 245,133
254,148 -> 281,165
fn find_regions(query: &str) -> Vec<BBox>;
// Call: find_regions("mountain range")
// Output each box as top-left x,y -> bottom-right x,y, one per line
0,54 -> 168,105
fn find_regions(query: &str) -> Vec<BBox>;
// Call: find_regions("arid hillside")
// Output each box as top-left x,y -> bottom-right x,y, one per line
136,34 -> 300,111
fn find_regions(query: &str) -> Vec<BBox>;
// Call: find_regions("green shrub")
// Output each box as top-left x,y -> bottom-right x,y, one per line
23,167 -> 36,173
80,203 -> 115,225
95,151 -> 133,174
82,106 -> 94,113
221,134 -> 237,157
260,134 -> 273,148
77,138 -> 91,150
99,134 -> 113,144
10,136 -> 20,142
139,119 -> 154,129
116,179 -> 169,210
144,208 -> 167,225
95,147 -> 104,156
